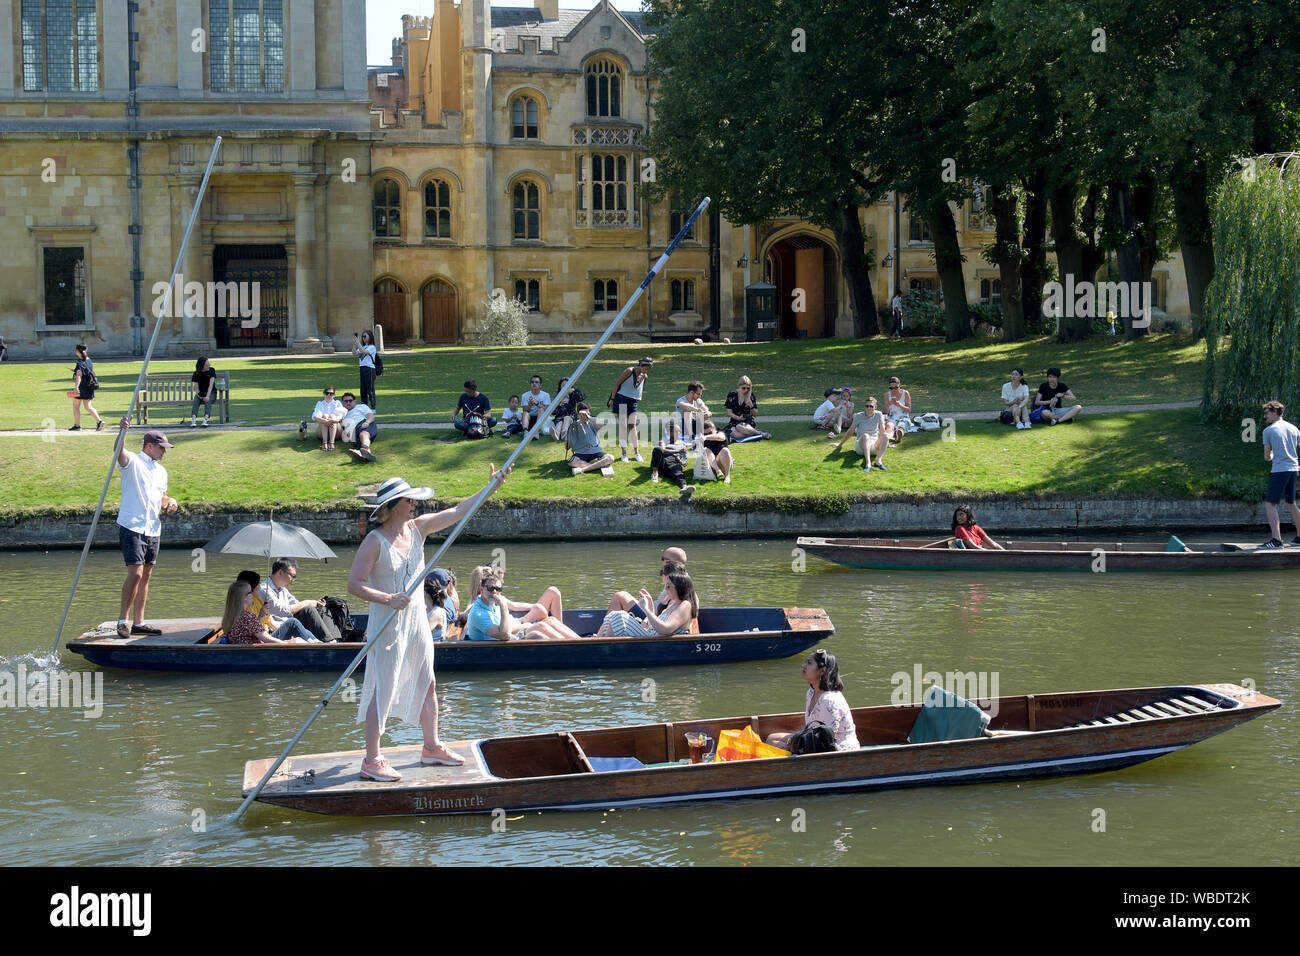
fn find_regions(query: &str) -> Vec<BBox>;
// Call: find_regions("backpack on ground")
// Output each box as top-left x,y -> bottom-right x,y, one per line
463,412 -> 490,439
914,412 -> 942,431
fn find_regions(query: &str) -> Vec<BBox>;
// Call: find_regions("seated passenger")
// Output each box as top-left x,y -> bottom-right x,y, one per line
650,418 -> 697,499
607,548 -> 691,619
597,570 -> 698,637
424,567 -> 460,640
567,402 -> 614,474
951,505 -> 1005,550
765,648 -> 860,751
463,572 -> 575,641
468,563 -> 580,639
222,580 -> 315,644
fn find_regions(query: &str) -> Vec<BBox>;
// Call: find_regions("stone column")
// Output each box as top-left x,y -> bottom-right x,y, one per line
175,178 -> 217,354
290,176 -> 325,351
0,2 -> 14,92
175,0 -> 203,91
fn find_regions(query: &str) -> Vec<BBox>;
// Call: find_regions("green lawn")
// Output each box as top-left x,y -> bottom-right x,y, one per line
0,410 -> 1262,519
0,335 -> 1206,431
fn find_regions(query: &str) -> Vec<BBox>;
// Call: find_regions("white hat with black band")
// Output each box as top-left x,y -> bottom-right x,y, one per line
370,476 -> 435,519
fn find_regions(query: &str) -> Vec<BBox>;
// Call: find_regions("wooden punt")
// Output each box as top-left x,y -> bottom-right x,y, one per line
796,535 -> 1300,572
65,607 -> 833,673
240,682 -> 1278,817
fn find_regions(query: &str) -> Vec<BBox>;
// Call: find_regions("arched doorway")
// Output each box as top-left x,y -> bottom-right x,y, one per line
373,277 -> 409,345
764,233 -> 839,338
420,278 -> 457,344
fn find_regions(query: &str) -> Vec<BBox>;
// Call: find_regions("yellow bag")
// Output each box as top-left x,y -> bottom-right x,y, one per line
715,725 -> 791,762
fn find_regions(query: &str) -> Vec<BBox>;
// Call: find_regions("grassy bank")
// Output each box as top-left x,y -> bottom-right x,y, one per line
0,410 -> 1261,519
0,335 -> 1205,431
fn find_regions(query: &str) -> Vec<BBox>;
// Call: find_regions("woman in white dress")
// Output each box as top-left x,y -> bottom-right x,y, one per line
348,472 -> 506,782
765,648 -> 860,752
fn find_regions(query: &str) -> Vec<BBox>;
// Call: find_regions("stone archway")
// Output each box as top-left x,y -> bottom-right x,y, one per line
763,232 -> 839,338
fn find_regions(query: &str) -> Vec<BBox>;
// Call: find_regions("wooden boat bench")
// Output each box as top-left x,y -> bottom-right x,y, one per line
134,371 -> 231,424
1065,692 -> 1228,728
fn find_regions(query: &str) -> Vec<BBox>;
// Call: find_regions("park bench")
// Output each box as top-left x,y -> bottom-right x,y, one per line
134,371 -> 231,425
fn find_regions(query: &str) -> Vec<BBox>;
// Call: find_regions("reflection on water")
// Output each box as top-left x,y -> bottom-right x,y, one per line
0,539 -> 1297,866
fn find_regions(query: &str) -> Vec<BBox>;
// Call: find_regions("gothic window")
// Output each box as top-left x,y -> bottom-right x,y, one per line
511,96 -> 540,139
591,154 -> 628,212
42,247 -> 89,325
21,0 -> 98,92
909,216 -> 932,243
210,0 -> 285,93
670,279 -> 696,313
513,181 -> 541,239
514,279 -> 541,312
669,192 -> 696,241
424,179 -> 451,239
586,59 -> 623,118
593,279 -> 619,313
373,178 -> 402,238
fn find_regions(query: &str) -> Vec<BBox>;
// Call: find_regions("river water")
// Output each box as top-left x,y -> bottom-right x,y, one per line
0,538 -> 1295,866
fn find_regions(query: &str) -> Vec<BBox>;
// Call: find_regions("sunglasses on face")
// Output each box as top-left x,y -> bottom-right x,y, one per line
483,584 -> 502,592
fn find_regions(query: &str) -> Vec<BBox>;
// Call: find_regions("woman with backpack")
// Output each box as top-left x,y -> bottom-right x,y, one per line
70,344 -> 104,431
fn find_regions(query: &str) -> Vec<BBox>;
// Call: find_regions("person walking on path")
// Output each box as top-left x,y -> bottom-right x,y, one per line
114,422 -> 178,638
70,344 -> 104,431
354,330 -> 379,410
189,356 -> 216,427
1259,400 -> 1300,549
347,470 -> 509,782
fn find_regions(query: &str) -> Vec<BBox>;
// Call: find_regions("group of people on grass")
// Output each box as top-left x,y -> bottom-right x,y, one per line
1000,367 -> 1083,428
812,376 -> 916,472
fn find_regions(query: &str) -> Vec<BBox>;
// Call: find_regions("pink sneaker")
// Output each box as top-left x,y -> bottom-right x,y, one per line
359,757 -> 402,782
421,744 -> 466,767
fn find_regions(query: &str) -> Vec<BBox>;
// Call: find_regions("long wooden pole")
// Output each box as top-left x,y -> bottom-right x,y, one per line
233,197 -> 713,822
49,138 -> 224,660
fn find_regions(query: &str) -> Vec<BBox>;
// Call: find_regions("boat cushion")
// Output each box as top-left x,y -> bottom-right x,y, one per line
587,757 -> 647,772
907,685 -> 991,744
1166,535 -> 1190,552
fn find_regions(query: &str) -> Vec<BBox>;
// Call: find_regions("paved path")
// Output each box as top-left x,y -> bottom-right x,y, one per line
0,400 -> 1199,437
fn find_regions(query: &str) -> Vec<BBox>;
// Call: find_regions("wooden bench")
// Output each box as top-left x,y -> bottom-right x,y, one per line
134,371 -> 231,424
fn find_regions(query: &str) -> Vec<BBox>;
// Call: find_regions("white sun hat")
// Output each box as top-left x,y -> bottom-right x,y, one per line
370,476 -> 435,519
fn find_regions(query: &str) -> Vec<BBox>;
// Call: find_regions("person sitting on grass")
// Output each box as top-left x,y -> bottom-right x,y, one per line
452,380 -> 496,437
698,421 -> 734,484
468,564 -> 580,638
463,572 -> 575,641
1001,368 -> 1032,429
676,381 -> 714,442
884,376 -> 916,436
340,392 -> 378,462
723,375 -> 772,441
650,417 -> 697,500
567,402 -> 614,475
951,505 -> 1005,550
301,385 -> 344,450
596,569 -> 698,638
521,376 -> 551,431
500,395 -> 525,437
222,580 -> 316,645
550,377 -> 585,442
1030,367 -> 1083,425
812,387 -> 853,434
834,395 -> 889,472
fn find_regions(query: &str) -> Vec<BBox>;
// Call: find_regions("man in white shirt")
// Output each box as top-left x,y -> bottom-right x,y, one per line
258,558 -> 330,641
114,422 -> 179,638
301,385 -> 344,450
675,381 -> 712,440
340,392 -> 378,462
521,375 -> 552,431
834,395 -> 889,472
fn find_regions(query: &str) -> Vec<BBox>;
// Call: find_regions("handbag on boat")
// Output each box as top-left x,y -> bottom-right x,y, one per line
786,722 -> 837,755
323,595 -> 360,642
715,726 -> 790,761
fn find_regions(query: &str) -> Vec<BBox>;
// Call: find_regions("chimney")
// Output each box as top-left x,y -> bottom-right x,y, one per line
536,0 -> 559,20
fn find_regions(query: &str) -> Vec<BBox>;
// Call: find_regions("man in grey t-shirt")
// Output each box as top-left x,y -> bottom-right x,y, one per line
567,402 -> 614,475
1260,400 -> 1300,548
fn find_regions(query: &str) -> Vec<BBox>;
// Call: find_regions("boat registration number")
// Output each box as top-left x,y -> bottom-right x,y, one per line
694,642 -> 722,653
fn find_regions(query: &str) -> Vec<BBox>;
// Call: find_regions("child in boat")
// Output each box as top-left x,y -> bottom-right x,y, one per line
951,505 -> 1005,550
221,580 -> 316,644
596,570 -> 697,637
766,648 -> 860,751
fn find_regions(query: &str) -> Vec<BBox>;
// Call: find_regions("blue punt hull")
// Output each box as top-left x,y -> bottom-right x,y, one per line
66,607 -> 833,673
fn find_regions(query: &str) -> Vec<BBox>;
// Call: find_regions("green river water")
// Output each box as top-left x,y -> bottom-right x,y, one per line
0,538 -> 1295,866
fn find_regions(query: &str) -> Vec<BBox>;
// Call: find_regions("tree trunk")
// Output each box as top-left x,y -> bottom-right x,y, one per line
1049,183 -> 1091,341
832,198 -> 879,337
1133,169 -> 1160,283
1021,168 -> 1048,333
924,199 -> 971,341
1107,181 -> 1148,340
1171,155 -> 1215,339
990,183 -> 1025,341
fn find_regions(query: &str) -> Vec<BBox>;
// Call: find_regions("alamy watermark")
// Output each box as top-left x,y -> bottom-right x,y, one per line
1042,277 -> 1152,329
1,665 -> 103,718
151,275 -> 261,327
891,664 -> 1000,717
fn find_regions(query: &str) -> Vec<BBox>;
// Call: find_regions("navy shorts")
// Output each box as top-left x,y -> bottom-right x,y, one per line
119,526 -> 160,566
1266,470 -> 1298,505
612,395 -> 639,418
573,451 -> 605,463
352,421 -> 378,447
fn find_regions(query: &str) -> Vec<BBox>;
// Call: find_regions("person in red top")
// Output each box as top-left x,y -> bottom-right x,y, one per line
220,580 -> 312,644
951,505 -> 1005,550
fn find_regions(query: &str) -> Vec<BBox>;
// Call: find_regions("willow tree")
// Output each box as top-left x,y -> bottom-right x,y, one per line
1202,158 -> 1300,421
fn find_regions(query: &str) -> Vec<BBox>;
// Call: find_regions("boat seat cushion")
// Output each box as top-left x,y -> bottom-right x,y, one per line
907,685 -> 991,744
587,756 -> 647,772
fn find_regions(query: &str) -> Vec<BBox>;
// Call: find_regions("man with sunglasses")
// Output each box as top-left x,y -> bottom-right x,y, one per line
257,557 -> 330,642
302,386 -> 345,450
340,392 -> 379,462
833,394 -> 890,471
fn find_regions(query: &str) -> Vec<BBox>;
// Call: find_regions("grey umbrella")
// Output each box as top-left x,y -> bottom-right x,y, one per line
202,513 -> 337,561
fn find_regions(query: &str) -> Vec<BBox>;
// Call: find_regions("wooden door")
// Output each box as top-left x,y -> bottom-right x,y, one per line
373,278 -> 408,345
422,292 -> 457,343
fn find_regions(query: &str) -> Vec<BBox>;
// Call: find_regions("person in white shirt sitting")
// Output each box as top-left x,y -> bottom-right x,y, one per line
675,381 -> 713,441
301,385 -> 345,450
812,387 -> 853,434
1000,367 -> 1032,429
340,392 -> 378,462
520,375 -> 552,431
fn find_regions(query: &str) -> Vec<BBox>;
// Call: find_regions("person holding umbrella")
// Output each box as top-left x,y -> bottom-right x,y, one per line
347,469 -> 509,782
